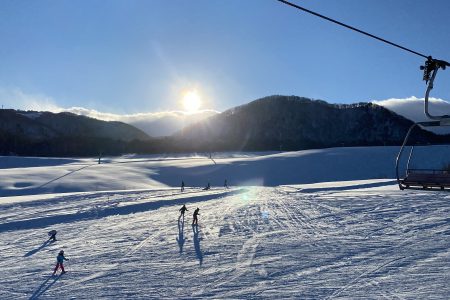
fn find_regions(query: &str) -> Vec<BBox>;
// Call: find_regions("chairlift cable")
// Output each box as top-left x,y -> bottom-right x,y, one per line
276,0 -> 429,59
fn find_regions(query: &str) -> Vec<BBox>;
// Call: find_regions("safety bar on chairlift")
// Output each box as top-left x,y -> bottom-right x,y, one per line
423,59 -> 450,121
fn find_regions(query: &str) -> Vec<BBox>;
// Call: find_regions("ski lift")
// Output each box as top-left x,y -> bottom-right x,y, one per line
396,57 -> 450,190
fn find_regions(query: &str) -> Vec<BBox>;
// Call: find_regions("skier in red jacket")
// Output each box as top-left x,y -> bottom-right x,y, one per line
53,250 -> 69,275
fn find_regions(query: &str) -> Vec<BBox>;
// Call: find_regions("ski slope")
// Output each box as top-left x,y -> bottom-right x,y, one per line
1,147 -> 450,299
0,146 -> 400,197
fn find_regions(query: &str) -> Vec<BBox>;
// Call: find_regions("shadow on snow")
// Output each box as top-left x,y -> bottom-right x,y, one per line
0,189 -> 246,233
29,274 -> 61,299
192,224 -> 203,266
177,216 -> 186,254
24,240 -> 54,257
300,180 -> 397,193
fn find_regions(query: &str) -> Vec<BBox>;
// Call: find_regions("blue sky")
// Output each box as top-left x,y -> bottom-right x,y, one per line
1,0 -> 450,115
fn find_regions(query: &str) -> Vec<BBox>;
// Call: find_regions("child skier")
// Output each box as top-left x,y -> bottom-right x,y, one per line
48,230 -> 57,242
192,207 -> 200,225
179,204 -> 188,218
53,250 -> 69,275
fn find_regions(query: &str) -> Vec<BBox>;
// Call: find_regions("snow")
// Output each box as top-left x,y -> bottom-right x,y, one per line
1,147 -> 450,299
0,146 -> 400,197
19,112 -> 43,120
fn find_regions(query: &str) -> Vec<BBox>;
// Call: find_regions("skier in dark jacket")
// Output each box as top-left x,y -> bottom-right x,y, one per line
192,208 -> 200,225
181,180 -> 185,192
53,250 -> 69,275
179,204 -> 188,218
48,230 -> 57,242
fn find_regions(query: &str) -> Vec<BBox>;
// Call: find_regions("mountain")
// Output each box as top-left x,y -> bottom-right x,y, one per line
63,107 -> 218,137
2,96 -> 449,156
170,95 -> 444,152
0,109 -> 149,156
125,110 -> 218,137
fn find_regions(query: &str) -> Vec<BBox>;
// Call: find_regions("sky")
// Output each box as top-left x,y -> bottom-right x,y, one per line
1,0 -> 450,116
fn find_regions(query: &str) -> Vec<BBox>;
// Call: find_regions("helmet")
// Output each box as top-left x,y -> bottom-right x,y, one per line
59,250 -> 64,254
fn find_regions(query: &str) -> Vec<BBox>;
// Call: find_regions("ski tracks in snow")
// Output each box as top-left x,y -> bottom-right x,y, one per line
2,185 -> 450,298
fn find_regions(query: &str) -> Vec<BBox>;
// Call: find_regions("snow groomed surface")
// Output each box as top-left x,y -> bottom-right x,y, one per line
0,147 -> 449,299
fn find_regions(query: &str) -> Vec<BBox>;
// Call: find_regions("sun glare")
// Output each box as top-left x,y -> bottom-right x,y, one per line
182,90 -> 202,113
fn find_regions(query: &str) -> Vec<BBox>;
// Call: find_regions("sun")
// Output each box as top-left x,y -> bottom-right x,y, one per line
182,90 -> 202,113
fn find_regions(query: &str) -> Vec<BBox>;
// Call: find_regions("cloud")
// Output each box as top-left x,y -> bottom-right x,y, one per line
0,87 -> 219,136
64,107 -> 219,136
372,96 -> 450,122
64,106 -> 217,123
0,87 -> 61,112
373,96 -> 450,134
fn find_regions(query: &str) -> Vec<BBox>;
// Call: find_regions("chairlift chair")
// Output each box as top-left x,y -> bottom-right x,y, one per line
396,57 -> 450,190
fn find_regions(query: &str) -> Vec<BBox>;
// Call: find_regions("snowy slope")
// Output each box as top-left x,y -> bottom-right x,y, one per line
1,183 -> 450,299
1,147 -> 450,299
0,146 -> 402,197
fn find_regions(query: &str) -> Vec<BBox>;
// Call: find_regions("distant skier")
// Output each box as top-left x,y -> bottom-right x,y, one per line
53,250 -> 69,275
181,180 -> 185,192
179,204 -> 188,219
48,230 -> 57,242
224,179 -> 228,189
203,182 -> 210,191
192,207 -> 200,225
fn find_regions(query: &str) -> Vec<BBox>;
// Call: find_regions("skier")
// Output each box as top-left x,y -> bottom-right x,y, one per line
179,204 -> 188,219
53,250 -> 69,275
48,230 -> 57,242
224,179 -> 228,189
181,180 -> 185,192
203,182 -> 210,191
192,207 -> 200,225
